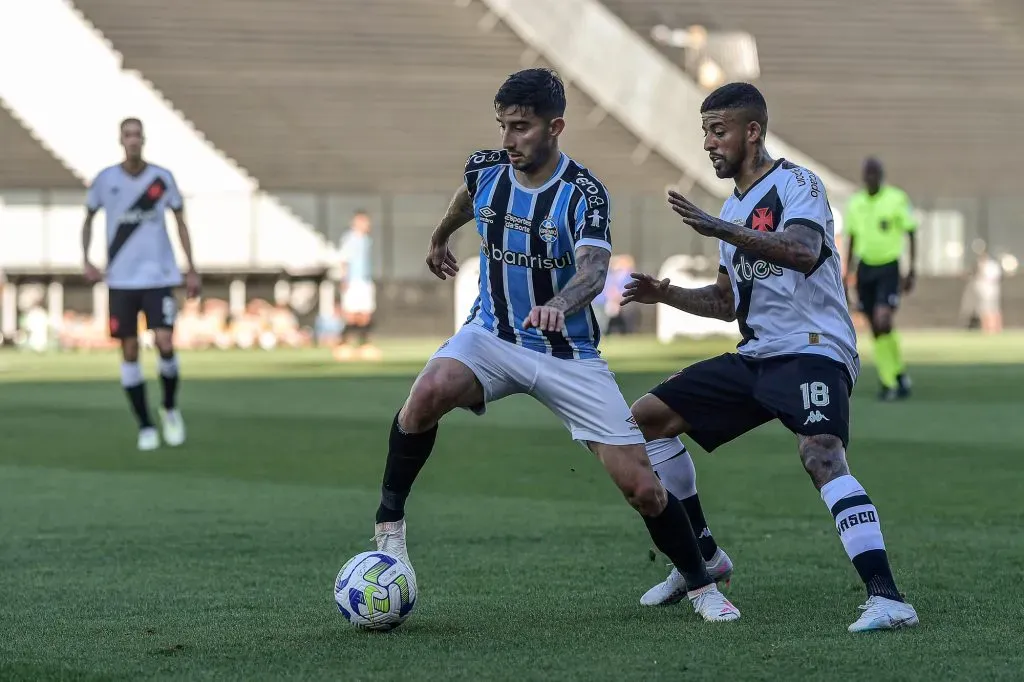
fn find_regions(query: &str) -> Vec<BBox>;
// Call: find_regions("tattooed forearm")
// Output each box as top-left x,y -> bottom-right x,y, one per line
431,184 -> 476,242
546,246 -> 610,316
662,280 -> 736,321
713,222 -> 823,273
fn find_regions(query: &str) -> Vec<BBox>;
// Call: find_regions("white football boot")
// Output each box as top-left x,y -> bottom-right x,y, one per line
160,408 -> 186,447
848,596 -> 919,633
640,548 -> 734,606
687,583 -> 741,622
137,426 -> 160,452
374,519 -> 415,580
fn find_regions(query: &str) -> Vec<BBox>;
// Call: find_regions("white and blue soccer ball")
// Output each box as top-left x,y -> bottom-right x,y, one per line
335,551 -> 417,631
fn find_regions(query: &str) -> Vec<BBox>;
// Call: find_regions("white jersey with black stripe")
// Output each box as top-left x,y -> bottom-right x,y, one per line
86,163 -> 184,290
718,159 -> 859,382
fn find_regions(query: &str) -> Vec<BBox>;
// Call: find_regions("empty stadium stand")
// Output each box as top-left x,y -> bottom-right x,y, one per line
0,106 -> 80,189
70,0 -> 684,195
601,0 -> 1024,197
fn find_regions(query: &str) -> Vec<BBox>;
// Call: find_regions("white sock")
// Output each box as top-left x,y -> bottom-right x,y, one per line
820,474 -> 886,560
646,438 -> 697,499
158,355 -> 179,378
120,361 -> 144,388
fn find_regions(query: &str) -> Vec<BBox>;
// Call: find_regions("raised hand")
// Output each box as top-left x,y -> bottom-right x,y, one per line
622,272 -> 670,306
667,190 -> 721,237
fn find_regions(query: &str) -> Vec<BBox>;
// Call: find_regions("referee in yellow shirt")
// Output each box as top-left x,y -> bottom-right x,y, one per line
844,158 -> 917,401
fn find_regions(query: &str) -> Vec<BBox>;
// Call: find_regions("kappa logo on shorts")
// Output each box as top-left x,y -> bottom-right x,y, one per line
803,410 -> 830,425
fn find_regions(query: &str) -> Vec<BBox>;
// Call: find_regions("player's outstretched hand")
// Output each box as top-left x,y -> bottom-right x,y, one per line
185,269 -> 201,299
426,238 -> 459,281
622,272 -> 669,306
667,190 -> 720,237
83,262 -> 103,284
523,305 -> 565,333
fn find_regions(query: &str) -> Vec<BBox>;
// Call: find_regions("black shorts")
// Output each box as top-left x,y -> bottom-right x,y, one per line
108,287 -> 177,339
856,261 -> 901,312
650,353 -> 853,452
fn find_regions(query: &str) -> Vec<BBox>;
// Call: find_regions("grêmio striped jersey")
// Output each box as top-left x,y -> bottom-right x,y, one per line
463,149 -> 611,360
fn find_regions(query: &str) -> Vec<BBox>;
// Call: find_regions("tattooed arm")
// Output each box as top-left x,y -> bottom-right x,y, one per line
667,190 -> 823,274
623,269 -> 736,321
547,246 -> 610,315
523,246 -> 610,332
426,184 -> 475,280
431,184 -> 475,243
710,221 -> 822,274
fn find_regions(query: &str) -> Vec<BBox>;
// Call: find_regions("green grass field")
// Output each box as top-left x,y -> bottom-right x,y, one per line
1,333 -> 1022,681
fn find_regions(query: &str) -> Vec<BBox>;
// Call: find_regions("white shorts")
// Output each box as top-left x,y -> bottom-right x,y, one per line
432,323 -> 644,446
342,280 -> 376,314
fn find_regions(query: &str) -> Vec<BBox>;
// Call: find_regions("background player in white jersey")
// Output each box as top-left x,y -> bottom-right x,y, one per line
82,118 -> 200,451
623,83 -> 919,632
370,69 -> 738,622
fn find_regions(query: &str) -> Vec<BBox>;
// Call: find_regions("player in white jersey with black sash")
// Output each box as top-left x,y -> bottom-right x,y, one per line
83,118 -> 200,451
623,84 -> 919,632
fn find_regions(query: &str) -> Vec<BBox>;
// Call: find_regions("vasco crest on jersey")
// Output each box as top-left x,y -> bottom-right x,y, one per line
746,186 -> 783,233
538,218 -> 559,244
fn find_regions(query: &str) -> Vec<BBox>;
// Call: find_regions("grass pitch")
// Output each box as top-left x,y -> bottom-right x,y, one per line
1,333 -> 1022,681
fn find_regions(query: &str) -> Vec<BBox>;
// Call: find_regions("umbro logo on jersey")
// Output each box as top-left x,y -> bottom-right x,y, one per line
803,410 -> 830,425
479,206 -> 496,224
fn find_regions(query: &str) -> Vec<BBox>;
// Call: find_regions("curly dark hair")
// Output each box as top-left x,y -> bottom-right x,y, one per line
494,68 -> 566,120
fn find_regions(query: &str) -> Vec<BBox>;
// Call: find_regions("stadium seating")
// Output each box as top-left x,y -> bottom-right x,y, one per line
70,0 -> 683,194
0,106 -> 80,189
600,0 -> 1024,196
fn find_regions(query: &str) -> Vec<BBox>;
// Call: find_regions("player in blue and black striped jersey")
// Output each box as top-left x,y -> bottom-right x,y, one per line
462,144 -> 611,358
363,69 -> 739,623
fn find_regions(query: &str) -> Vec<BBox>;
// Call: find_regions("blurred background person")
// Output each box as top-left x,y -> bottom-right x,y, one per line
334,210 -> 380,361
961,241 -> 1003,334
844,158 -> 917,402
601,254 -> 639,336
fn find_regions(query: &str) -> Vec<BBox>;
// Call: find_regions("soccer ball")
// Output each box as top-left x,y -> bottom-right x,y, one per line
335,551 -> 417,631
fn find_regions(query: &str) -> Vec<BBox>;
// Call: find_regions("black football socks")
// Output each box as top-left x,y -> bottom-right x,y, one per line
120,361 -> 153,429
647,438 -> 719,561
376,413 -> 438,523
642,491 -> 712,590
158,352 -> 179,410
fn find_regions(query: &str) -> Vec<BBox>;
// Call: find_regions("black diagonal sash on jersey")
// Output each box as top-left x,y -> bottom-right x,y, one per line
731,251 -> 757,346
107,177 -> 168,264
734,185 -> 785,347
529,185 -> 575,359
485,173 -> 518,343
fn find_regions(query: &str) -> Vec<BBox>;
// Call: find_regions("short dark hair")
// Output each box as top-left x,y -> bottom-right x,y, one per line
120,117 -> 143,132
700,82 -> 768,133
494,68 -> 566,120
